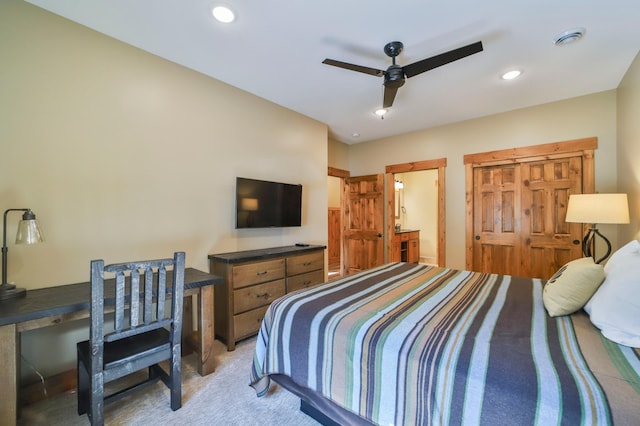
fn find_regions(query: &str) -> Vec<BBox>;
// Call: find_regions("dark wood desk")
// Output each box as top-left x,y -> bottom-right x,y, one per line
0,267 -> 221,425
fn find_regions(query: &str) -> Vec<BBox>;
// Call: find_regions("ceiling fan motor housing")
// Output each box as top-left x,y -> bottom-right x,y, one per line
385,65 -> 406,88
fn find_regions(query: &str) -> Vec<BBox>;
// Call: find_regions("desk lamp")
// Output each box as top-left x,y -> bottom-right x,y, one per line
565,194 -> 629,264
1,208 -> 44,300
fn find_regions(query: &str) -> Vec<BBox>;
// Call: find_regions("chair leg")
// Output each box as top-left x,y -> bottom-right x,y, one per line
90,372 -> 105,425
170,345 -> 182,411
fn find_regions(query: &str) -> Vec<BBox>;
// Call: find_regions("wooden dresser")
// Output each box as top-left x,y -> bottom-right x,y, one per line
209,245 -> 326,350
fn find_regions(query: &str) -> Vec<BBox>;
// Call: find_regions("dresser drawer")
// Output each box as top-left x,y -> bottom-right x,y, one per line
232,258 -> 285,289
287,251 -> 324,276
234,306 -> 269,340
233,279 -> 285,314
287,269 -> 325,293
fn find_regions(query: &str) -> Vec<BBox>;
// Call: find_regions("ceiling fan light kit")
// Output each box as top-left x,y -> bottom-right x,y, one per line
323,40 -> 484,109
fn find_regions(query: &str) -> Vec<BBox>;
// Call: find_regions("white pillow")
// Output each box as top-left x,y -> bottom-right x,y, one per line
586,240 -> 640,347
604,239 -> 640,274
584,239 -> 640,314
543,257 -> 605,317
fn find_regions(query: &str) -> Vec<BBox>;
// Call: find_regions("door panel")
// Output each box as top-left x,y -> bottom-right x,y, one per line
344,174 -> 384,274
520,157 -> 583,279
472,165 -> 521,276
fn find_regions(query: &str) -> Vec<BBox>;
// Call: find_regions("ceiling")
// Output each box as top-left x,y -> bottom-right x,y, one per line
26,0 -> 640,144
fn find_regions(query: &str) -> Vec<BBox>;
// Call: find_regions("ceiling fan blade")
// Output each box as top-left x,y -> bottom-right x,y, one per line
383,85 -> 398,108
322,59 -> 384,77
402,41 -> 483,78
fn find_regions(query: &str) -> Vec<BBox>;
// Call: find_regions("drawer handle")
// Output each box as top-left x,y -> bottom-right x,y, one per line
256,271 -> 268,276
256,292 -> 270,299
303,262 -> 312,266
304,281 -> 311,285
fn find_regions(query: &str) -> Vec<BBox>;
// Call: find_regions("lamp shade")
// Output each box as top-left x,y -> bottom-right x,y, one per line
565,193 -> 630,224
15,210 -> 44,244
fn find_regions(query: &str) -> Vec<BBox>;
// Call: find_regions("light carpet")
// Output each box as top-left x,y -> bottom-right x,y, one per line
19,337 -> 320,426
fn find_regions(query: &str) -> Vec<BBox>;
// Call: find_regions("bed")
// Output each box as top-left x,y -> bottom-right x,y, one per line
250,262 -> 640,425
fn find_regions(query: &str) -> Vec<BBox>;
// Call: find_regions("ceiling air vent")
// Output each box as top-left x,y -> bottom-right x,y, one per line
554,28 -> 586,46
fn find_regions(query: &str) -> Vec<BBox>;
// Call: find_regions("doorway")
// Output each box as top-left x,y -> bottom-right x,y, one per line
328,168 -> 386,277
386,158 -> 447,267
327,167 -> 348,279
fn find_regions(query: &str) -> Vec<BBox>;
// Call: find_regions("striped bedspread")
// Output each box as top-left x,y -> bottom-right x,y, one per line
250,263 -> 640,425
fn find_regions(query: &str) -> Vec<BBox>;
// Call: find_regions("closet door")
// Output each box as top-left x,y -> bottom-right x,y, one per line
520,157 -> 583,279
472,164 -> 521,276
466,138 -> 596,279
471,157 -> 584,279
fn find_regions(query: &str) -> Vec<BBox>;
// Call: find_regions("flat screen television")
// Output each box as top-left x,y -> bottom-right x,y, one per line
235,177 -> 302,228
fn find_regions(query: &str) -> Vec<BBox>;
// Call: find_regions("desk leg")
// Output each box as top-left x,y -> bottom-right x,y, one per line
197,285 -> 215,375
0,323 -> 18,426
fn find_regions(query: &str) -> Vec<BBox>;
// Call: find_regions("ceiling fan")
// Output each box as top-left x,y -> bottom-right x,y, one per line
322,40 -> 483,108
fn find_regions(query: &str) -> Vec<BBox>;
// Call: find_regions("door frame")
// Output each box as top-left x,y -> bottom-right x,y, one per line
385,158 -> 447,266
328,166 -> 349,277
463,137 -> 597,270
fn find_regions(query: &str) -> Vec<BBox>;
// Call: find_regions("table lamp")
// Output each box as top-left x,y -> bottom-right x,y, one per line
565,193 -> 629,264
1,208 -> 45,300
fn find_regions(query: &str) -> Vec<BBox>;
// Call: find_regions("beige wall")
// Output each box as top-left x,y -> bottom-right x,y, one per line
328,137 -> 350,171
1,0 -> 328,378
342,91 -> 619,269
617,51 -> 640,242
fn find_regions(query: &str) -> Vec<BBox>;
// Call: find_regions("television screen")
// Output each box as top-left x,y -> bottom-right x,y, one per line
235,177 -> 302,228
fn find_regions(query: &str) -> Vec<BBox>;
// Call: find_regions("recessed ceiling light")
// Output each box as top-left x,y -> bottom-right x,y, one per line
351,132 -> 360,138
212,5 -> 235,23
501,70 -> 522,80
554,28 -> 586,46
375,108 -> 387,116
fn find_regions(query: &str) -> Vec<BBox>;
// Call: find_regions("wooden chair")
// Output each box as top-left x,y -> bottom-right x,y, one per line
77,252 -> 186,425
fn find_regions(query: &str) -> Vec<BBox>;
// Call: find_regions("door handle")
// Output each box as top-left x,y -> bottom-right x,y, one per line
572,240 -> 580,245
475,235 -> 480,241
378,233 -> 383,238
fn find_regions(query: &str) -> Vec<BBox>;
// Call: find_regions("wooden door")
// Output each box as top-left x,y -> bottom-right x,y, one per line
472,165 -> 522,276
466,138 -> 596,279
344,174 -> 385,274
520,158 -> 583,279
472,157 -> 584,279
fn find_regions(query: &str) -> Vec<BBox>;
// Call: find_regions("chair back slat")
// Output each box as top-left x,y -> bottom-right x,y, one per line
129,269 -> 140,328
143,267 -> 153,324
156,266 -> 166,320
114,272 -> 126,332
